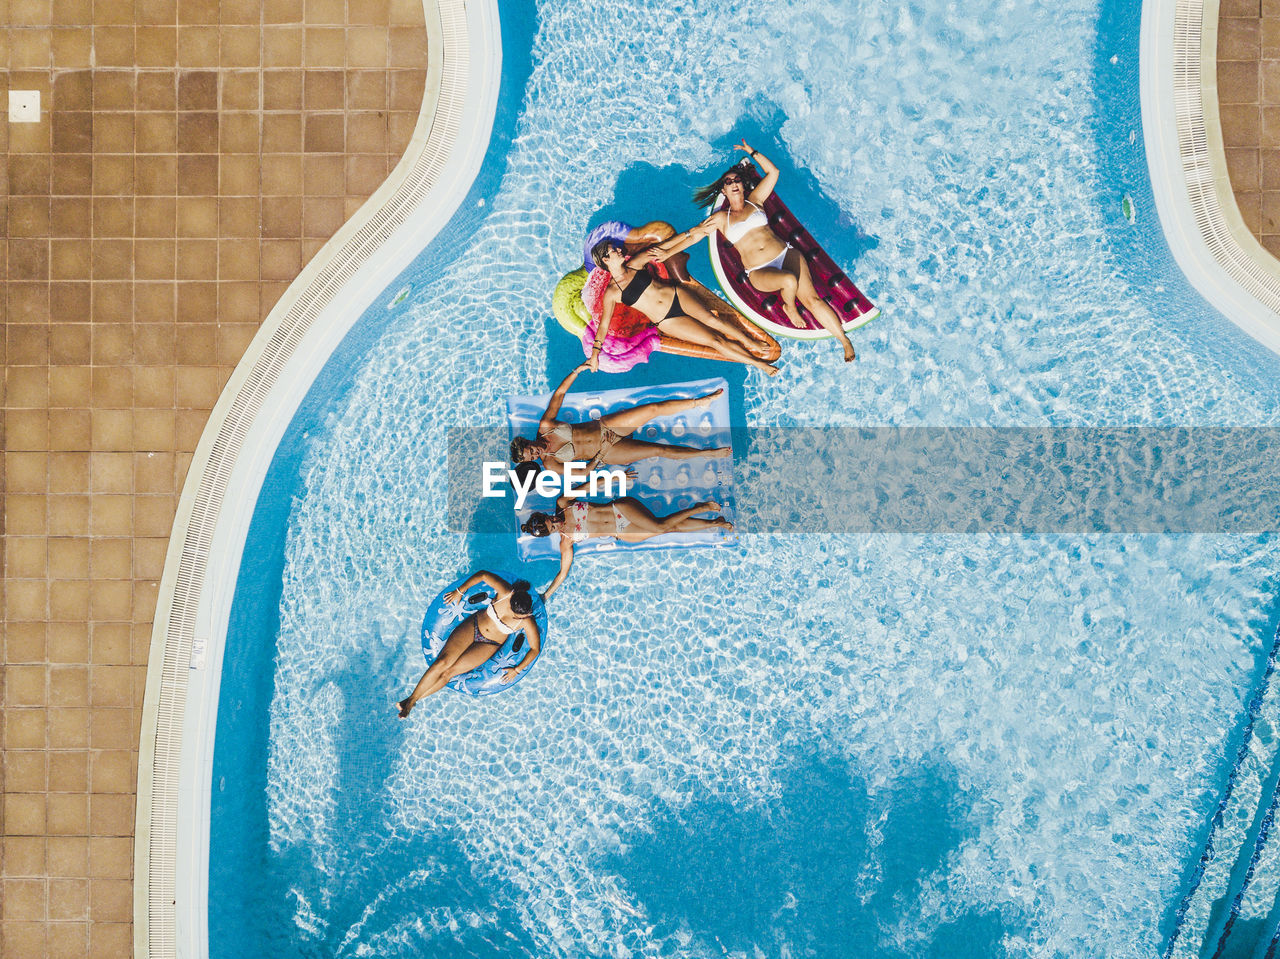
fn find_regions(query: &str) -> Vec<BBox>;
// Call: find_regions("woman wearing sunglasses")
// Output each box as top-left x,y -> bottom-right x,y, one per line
589,238 -> 781,376
509,362 -> 731,479
522,496 -> 732,600
395,572 -> 540,717
669,141 -> 857,362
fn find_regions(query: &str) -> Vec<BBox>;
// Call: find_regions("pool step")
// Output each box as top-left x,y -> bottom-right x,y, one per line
1165,627 -> 1280,959
1201,740 -> 1280,959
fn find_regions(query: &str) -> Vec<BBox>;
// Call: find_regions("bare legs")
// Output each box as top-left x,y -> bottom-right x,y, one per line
675,290 -> 770,355
607,437 -> 731,463
601,389 -> 722,434
746,265 -> 805,329
596,390 -> 731,462
611,498 -> 733,542
748,250 -> 856,362
396,618 -> 500,717
542,393 -> 731,470
788,251 -> 855,362
676,294 -> 781,373
657,311 -> 779,375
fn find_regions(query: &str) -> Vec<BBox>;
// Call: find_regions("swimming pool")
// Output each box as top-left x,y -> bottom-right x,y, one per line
204,1 -> 1280,957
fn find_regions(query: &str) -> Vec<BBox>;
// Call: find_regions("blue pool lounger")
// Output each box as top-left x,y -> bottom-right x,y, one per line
506,377 -> 738,562
420,573 -> 548,696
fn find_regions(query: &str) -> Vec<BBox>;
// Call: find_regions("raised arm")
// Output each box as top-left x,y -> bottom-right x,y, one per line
650,213 -> 724,261
541,535 -> 575,601
444,569 -> 505,604
589,287 -> 619,372
537,362 -> 589,433
737,140 -> 779,204
626,228 -> 692,266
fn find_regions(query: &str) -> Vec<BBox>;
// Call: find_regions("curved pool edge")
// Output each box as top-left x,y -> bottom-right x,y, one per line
1142,0 -> 1280,356
131,3 -> 501,957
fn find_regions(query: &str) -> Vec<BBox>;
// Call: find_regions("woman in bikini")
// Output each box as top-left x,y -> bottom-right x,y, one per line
665,140 -> 856,362
396,571 -> 541,717
589,240 -> 780,376
523,496 -> 732,599
510,362 -> 733,474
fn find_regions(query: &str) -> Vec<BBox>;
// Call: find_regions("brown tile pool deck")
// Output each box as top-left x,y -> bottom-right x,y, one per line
1219,0 -> 1280,257
1,1 -> 428,953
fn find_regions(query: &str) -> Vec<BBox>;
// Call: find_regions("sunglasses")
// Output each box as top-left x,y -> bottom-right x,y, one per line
722,176 -> 742,185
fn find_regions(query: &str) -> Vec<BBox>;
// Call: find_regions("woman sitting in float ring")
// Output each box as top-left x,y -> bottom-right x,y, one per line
524,495 -> 732,599
511,362 -> 732,475
664,141 -> 856,362
590,240 -> 780,376
396,571 -> 540,717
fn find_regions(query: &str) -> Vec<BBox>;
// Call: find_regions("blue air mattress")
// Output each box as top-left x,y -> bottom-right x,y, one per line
505,377 -> 737,562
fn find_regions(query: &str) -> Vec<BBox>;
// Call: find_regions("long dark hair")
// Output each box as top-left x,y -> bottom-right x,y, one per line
590,238 -> 620,270
508,579 -> 534,616
519,509 -> 563,538
510,461 -> 540,487
691,159 -> 761,208
510,436 -> 540,462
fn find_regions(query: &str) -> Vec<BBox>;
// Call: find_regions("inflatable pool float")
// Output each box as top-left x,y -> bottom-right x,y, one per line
552,220 -> 779,370
708,165 -> 879,340
420,573 -> 547,696
553,268 -> 659,373
506,377 -> 738,562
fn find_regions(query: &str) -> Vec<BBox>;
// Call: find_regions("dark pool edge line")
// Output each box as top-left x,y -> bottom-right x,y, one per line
1161,619 -> 1280,957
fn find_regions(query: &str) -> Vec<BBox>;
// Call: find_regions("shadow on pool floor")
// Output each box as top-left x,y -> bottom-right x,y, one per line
606,739 -> 1019,958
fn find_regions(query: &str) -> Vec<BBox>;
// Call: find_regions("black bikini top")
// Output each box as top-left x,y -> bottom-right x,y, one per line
619,269 -> 653,307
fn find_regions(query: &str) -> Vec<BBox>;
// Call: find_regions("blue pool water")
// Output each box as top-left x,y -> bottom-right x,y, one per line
211,1 -> 1280,957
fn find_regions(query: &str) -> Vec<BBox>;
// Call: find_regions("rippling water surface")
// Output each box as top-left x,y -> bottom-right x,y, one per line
213,1 -> 1280,956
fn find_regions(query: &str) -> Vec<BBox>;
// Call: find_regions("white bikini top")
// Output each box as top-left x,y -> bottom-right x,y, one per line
484,601 -> 518,636
723,201 -> 770,244
541,422 -> 575,461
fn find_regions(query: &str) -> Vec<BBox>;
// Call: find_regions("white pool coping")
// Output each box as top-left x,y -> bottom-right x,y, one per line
1142,0 -> 1280,355
131,2 -> 502,956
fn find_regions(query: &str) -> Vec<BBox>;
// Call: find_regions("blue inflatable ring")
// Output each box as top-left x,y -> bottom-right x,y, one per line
420,572 -> 547,696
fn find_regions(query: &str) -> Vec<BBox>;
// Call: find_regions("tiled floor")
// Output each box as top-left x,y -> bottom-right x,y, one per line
1219,0 -> 1280,255
1,1 -> 428,953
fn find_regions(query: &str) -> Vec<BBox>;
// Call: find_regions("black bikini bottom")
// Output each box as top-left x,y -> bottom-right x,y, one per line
662,290 -> 685,321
